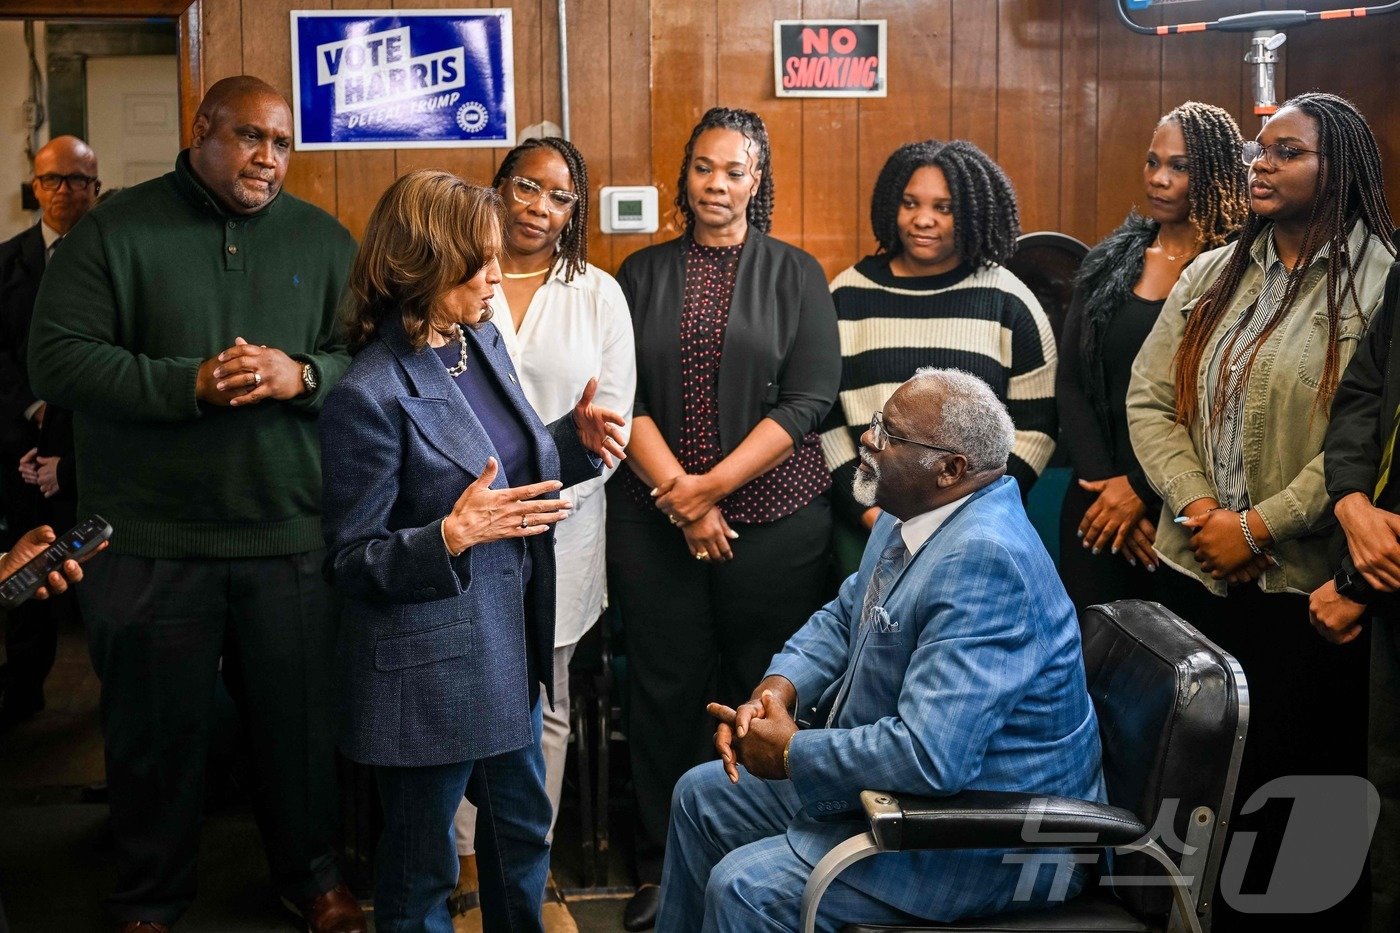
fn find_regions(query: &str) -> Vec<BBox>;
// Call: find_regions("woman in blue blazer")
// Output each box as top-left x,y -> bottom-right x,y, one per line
319,171 -> 626,933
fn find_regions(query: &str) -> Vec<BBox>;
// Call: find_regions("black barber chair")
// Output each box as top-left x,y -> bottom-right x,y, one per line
801,599 -> 1249,933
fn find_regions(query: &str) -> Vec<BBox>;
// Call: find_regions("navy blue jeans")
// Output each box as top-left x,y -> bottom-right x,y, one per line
373,700 -> 550,933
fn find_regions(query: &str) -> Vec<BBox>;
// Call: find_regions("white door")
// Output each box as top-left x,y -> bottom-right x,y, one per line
84,55 -> 179,190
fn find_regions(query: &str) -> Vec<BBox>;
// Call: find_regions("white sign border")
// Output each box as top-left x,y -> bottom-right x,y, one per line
290,7 -> 517,151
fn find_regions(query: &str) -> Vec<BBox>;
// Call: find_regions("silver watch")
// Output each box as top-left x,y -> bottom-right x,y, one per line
300,362 -> 318,395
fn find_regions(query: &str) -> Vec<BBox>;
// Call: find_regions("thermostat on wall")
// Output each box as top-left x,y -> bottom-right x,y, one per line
600,186 -> 659,234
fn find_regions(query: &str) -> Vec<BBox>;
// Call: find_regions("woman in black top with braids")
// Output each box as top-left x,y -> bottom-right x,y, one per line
608,106 -> 839,930
1056,101 -> 1246,612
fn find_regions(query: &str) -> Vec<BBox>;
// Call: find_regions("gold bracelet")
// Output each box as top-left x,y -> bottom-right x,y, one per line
783,734 -> 794,778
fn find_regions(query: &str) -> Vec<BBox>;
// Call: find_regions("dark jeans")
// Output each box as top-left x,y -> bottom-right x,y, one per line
1152,568 -> 1369,931
80,549 -> 342,925
607,493 -> 834,884
373,701 -> 550,933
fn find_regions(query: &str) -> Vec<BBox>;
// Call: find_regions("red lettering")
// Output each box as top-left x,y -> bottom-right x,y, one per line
801,27 -> 828,54
783,57 -> 801,89
831,27 -> 857,54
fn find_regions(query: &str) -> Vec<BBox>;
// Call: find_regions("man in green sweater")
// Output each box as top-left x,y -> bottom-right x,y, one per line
28,76 -> 363,933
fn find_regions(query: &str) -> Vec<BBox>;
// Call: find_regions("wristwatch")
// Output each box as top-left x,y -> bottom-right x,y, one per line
1333,567 -> 1373,604
300,362 -> 318,396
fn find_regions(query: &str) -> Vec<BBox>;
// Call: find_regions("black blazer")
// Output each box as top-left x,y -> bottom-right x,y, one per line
616,231 -> 840,454
0,224 -> 45,461
0,224 -> 77,510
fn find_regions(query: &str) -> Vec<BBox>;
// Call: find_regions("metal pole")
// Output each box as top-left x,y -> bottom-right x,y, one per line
558,0 -> 571,140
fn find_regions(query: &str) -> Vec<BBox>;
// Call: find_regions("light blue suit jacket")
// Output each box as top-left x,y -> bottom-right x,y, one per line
767,475 -> 1107,921
320,318 -> 599,768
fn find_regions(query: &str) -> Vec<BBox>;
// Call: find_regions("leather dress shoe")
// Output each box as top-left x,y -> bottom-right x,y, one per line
117,923 -> 171,933
289,884 -> 367,933
622,883 -> 660,931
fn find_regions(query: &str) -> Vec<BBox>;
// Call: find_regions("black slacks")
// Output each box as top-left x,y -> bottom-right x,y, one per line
1152,569 -> 1369,931
607,492 -> 833,884
0,467 -> 77,711
79,549 -> 342,925
1370,613 -> 1400,933
1057,478 -> 1157,614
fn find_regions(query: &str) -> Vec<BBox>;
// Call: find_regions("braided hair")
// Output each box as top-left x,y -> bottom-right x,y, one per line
1171,92 -> 1397,424
674,107 -> 774,234
492,136 -> 590,283
869,139 -> 1020,268
1162,101 -> 1249,251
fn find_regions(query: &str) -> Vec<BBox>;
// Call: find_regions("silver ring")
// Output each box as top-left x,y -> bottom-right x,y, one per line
252,371 -> 262,386
520,516 -> 529,529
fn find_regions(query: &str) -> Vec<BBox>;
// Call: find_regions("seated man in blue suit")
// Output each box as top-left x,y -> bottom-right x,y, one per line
657,367 -> 1107,932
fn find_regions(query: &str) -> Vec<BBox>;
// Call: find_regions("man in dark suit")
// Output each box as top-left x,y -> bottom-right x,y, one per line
0,134 -> 98,728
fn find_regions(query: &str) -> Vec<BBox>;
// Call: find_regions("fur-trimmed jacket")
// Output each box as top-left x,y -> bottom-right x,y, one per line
1055,212 -> 1161,506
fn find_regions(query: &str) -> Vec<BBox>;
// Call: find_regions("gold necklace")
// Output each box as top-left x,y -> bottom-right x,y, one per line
502,266 -> 550,279
1153,235 -> 1193,262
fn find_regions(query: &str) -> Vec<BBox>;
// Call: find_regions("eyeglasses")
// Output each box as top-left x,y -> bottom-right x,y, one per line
507,176 -> 579,214
34,173 -> 99,192
1240,140 -> 1320,168
869,412 -> 960,456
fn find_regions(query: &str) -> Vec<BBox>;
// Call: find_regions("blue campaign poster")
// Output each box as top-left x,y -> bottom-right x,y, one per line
290,8 -> 515,150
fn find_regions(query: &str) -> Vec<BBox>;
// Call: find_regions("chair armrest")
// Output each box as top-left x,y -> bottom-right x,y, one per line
860,789 -> 1148,851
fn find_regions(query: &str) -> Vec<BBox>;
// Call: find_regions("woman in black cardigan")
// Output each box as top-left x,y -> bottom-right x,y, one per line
607,106 -> 839,930
1056,101 -> 1245,612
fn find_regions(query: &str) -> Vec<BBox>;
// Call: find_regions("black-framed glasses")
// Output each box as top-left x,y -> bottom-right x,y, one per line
1240,140 -> 1319,168
507,176 -> 579,214
869,412 -> 960,456
34,173 -> 99,192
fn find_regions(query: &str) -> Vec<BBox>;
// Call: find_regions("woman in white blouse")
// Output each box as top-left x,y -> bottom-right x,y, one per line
451,138 -> 636,932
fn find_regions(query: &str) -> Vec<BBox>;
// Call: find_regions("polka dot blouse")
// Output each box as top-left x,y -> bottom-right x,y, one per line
622,239 -> 830,524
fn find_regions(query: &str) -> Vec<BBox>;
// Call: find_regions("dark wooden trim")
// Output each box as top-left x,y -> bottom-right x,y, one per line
0,0 -> 203,147
0,0 -> 192,16
178,1 -> 201,147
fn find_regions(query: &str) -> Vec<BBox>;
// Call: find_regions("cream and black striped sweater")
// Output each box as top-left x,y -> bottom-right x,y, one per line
820,255 -> 1058,525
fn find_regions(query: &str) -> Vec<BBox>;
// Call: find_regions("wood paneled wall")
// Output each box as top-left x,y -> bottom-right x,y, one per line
192,0 -> 1400,277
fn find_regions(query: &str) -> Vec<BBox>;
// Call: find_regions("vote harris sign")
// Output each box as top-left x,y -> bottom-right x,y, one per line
291,9 -> 516,150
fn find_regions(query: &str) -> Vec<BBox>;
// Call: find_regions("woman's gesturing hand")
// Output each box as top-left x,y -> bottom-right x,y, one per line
442,458 -> 571,554
572,377 -> 628,467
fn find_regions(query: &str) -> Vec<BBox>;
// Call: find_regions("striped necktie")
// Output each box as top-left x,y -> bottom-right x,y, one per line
45,235 -> 63,264
826,523 -> 908,727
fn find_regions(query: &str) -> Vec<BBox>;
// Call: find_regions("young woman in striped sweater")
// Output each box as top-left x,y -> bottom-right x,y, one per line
821,140 -> 1056,563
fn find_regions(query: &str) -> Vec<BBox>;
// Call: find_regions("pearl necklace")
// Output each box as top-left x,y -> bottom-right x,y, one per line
443,324 -> 469,377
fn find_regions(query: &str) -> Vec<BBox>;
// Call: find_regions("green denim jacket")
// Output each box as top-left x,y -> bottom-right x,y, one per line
1127,222 -> 1394,595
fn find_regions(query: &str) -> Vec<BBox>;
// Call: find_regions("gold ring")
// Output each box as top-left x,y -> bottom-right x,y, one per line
695,550 -> 709,560
520,516 -> 529,529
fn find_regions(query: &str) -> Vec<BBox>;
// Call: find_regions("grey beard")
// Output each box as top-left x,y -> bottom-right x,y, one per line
852,465 -> 878,507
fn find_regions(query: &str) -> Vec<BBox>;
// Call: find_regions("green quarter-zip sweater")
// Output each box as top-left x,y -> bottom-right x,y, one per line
27,151 -> 356,559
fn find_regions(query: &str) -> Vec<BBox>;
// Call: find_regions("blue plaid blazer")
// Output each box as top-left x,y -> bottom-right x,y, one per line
320,318 -> 599,768
767,475 -> 1107,921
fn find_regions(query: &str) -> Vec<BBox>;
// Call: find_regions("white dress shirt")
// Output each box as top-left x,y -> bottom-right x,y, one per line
898,490 -> 975,557
494,262 -> 636,647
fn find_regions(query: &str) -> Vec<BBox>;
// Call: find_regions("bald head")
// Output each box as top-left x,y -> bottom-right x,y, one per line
190,75 -> 293,214
195,75 -> 286,128
32,135 -> 99,234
